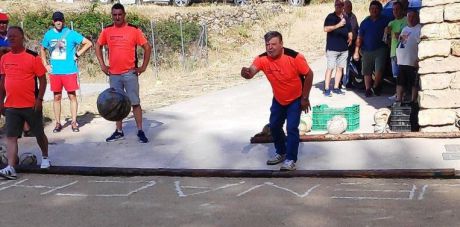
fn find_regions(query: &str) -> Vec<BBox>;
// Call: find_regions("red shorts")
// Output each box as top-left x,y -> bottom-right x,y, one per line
49,73 -> 79,93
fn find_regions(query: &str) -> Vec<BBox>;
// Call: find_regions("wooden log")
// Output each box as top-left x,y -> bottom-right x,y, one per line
16,166 -> 456,178
250,132 -> 460,143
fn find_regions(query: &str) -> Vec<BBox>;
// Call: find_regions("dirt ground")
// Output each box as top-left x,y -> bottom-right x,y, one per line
2,1 -> 371,124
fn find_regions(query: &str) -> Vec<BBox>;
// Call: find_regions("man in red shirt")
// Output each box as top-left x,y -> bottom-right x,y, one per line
95,3 -> 152,143
0,26 -> 50,180
241,31 -> 314,171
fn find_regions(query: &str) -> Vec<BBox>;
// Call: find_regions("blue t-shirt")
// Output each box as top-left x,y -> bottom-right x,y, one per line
324,12 -> 351,52
41,27 -> 84,75
358,15 -> 391,51
0,35 -> 9,47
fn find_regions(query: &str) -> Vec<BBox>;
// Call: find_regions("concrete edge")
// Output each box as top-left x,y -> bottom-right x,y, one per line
16,166 -> 457,178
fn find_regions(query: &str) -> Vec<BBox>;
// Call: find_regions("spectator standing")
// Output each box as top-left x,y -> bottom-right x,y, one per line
395,10 -> 421,104
323,0 -> 352,96
385,1 -> 407,100
241,31 -> 313,171
0,27 -> 50,180
95,3 -> 152,143
0,13 -> 9,56
343,0 -> 359,88
353,0 -> 390,97
40,11 -> 92,133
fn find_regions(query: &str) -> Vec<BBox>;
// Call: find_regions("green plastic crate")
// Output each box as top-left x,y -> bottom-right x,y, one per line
312,104 -> 360,131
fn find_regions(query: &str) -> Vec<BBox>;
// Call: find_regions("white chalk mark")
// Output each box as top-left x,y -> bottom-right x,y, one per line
334,189 -> 411,193
0,179 -> 28,191
408,185 -> 416,200
56,180 -> 156,197
41,181 -> 79,195
418,185 -> 428,200
236,184 -> 265,197
175,181 -> 245,198
88,180 -> 148,183
339,182 -> 410,186
237,182 -> 321,198
371,216 -> 394,221
331,196 -> 412,200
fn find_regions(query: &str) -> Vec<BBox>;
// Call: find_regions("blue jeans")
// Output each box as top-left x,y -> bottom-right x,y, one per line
269,98 -> 301,162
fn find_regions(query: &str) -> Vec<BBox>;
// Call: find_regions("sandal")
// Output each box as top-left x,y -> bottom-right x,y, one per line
71,122 -> 79,132
53,123 -> 62,133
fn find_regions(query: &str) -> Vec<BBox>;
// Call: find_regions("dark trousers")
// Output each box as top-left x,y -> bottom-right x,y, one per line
269,97 -> 301,162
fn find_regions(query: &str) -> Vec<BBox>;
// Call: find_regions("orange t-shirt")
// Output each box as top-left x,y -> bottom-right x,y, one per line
252,48 -> 311,105
97,23 -> 148,75
0,49 -> 46,108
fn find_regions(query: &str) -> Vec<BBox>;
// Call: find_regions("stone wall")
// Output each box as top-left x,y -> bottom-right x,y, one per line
172,4 -> 284,34
418,0 -> 460,132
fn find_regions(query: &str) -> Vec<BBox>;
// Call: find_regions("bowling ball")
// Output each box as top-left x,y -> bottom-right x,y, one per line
97,88 -> 132,121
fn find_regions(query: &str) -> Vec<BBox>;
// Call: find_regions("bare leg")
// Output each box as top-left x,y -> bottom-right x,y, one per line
324,69 -> 333,90
334,67 -> 343,89
411,86 -> 418,103
373,70 -> 383,89
132,105 -> 143,130
68,91 -> 78,125
364,74 -> 372,90
53,92 -> 62,126
35,134 -> 48,158
6,137 -> 18,167
396,85 -> 404,103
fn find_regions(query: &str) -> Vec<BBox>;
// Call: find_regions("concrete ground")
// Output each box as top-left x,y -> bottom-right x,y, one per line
4,57 -> 460,173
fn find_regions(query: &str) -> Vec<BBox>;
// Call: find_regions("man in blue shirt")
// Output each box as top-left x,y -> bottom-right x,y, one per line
323,0 -> 352,97
40,11 -> 92,133
353,1 -> 390,97
0,13 -> 9,57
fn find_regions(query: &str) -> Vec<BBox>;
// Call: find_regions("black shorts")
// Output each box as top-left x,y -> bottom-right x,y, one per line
5,108 -> 45,138
397,65 -> 419,88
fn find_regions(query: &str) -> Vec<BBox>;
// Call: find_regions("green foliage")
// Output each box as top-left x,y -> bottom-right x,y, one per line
155,19 -> 201,52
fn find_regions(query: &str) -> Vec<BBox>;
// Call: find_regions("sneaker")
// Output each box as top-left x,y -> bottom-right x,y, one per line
137,130 -> 149,143
40,158 -> 51,169
324,89 -> 332,97
365,89 -> 373,97
388,94 -> 397,101
280,159 -> 296,171
371,87 -> 381,96
0,166 -> 17,180
106,130 -> 124,142
332,88 -> 345,95
266,153 -> 286,165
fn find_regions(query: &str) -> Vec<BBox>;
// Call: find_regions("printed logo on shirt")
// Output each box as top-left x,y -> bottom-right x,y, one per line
50,39 -> 67,60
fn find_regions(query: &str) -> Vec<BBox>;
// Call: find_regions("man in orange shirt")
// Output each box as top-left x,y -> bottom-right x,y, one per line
241,31 -> 314,171
95,3 -> 152,143
0,26 -> 50,180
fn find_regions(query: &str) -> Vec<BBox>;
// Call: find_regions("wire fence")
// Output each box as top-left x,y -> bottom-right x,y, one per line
18,19 -> 208,81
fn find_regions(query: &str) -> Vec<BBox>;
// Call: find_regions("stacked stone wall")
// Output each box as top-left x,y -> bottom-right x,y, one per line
418,0 -> 460,132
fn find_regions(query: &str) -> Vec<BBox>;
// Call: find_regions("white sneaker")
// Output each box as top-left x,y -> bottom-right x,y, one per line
0,166 -> 17,180
40,158 -> 51,169
388,94 -> 397,101
267,154 -> 286,165
280,159 -> 296,171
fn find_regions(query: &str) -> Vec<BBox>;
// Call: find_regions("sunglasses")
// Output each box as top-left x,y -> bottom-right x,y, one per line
0,21 -> 8,24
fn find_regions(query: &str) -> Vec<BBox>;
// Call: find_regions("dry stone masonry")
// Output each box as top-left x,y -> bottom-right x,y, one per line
418,0 -> 460,132
172,4 -> 285,34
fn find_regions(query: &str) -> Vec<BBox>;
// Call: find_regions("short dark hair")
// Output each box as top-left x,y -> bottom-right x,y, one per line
112,3 -> 125,13
264,31 -> 283,43
393,1 -> 403,8
369,0 -> 383,11
7,26 -> 24,37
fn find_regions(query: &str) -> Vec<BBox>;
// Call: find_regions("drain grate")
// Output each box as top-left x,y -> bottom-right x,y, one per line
442,153 -> 460,160
444,144 -> 460,152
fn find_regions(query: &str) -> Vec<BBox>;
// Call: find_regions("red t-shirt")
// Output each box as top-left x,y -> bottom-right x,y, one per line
97,23 -> 148,75
252,48 -> 311,105
0,49 -> 46,108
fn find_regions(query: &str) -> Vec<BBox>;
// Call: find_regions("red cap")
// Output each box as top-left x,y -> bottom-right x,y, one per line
0,13 -> 8,21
